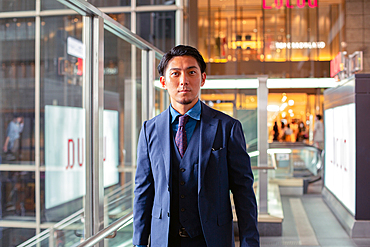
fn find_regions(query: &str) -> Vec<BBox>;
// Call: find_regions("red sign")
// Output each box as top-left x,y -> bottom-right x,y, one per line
263,0 -> 318,9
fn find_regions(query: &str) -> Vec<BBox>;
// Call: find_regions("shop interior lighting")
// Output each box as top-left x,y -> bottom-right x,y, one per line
281,94 -> 287,102
288,99 -> 294,106
280,102 -> 288,111
267,105 -> 279,112
267,149 -> 292,154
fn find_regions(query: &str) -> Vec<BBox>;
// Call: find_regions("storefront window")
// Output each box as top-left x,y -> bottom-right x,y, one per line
198,0 -> 344,77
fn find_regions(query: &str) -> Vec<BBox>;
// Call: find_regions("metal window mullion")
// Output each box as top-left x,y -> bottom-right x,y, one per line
142,50 -> 149,122
35,0 -> 41,236
257,76 -> 268,214
92,15 -> 105,241
148,50 -> 155,119
175,5 -> 183,45
83,15 -> 93,240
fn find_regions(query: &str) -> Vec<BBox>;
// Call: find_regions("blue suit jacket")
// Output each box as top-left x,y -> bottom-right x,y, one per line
133,102 -> 259,247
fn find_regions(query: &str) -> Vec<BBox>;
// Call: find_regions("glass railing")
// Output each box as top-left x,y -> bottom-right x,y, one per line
268,142 -> 323,179
18,182 -> 134,247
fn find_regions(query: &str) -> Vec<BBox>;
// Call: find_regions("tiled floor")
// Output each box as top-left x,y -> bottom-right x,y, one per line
236,181 -> 370,247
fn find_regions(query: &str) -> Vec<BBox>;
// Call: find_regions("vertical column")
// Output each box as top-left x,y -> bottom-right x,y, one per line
257,76 -> 268,214
84,15 -> 105,242
176,0 -> 184,45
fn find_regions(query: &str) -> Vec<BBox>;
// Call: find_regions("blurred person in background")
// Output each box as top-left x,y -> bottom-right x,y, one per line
2,115 -> 24,161
313,115 -> 324,150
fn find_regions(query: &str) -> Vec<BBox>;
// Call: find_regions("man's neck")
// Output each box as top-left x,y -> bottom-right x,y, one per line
171,100 -> 198,115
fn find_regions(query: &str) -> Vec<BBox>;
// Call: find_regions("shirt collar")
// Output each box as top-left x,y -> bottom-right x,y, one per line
170,99 -> 201,123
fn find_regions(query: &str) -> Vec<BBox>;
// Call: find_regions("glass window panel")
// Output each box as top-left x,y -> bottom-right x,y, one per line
107,13 -> 131,30
0,227 -> 35,246
137,0 -> 174,6
0,0 -> 35,12
1,171 -> 35,219
88,0 -> 130,7
41,0 -> 68,10
103,30 -> 136,224
136,11 -> 175,52
0,18 -> 35,165
40,15 -> 84,223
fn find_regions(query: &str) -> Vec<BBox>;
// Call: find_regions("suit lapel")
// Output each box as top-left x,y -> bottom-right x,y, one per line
198,102 -> 219,193
155,108 -> 172,187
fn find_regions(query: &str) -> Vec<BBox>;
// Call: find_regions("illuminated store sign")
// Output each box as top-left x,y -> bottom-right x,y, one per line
45,106 -> 119,209
263,0 -> 317,9
275,42 -> 325,49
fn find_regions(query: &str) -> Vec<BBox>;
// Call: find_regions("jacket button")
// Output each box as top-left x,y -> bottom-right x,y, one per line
181,208 -> 185,212
180,168 -> 185,172
180,181 -> 185,185
181,195 -> 185,199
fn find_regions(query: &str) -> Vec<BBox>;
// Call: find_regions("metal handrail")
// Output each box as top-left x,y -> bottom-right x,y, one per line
57,0 -> 165,59
17,209 -> 84,247
77,211 -> 133,247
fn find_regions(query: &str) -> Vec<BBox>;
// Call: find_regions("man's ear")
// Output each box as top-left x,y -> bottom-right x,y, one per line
200,73 -> 206,87
160,76 -> 166,89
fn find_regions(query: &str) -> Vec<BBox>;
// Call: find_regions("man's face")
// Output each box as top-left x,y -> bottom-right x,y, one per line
160,55 -> 206,110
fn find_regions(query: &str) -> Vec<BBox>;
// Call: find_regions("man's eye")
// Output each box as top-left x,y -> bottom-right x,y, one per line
189,71 -> 196,75
171,72 -> 179,76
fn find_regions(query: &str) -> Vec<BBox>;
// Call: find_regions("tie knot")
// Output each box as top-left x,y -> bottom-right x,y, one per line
178,114 -> 190,127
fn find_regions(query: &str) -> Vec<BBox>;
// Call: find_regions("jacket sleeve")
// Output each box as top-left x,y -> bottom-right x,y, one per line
133,122 -> 154,246
227,120 -> 260,247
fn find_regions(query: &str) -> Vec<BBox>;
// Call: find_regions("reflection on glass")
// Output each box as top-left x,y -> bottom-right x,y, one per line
103,30 -> 135,224
136,12 -> 175,52
41,0 -> 68,10
0,18 -> 35,165
0,227 -> 35,246
1,171 -> 35,220
88,0 -> 130,7
108,13 -> 131,30
0,0 -> 35,12
137,0 -> 175,6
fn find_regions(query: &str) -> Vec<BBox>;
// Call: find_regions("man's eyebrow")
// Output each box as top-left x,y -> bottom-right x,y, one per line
168,66 -> 199,71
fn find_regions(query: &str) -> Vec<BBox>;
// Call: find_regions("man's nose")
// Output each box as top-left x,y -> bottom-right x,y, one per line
179,73 -> 189,85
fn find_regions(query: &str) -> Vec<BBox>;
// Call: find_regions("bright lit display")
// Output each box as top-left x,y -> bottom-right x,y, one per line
45,106 -> 119,209
324,104 -> 356,215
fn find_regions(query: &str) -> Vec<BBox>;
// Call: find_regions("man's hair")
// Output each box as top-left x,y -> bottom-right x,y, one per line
157,45 -> 206,76
316,114 -> 322,120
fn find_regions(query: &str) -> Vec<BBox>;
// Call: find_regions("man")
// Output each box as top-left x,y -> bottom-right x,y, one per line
133,45 -> 259,247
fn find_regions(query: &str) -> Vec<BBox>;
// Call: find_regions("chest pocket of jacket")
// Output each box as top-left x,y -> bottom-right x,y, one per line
152,205 -> 162,219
